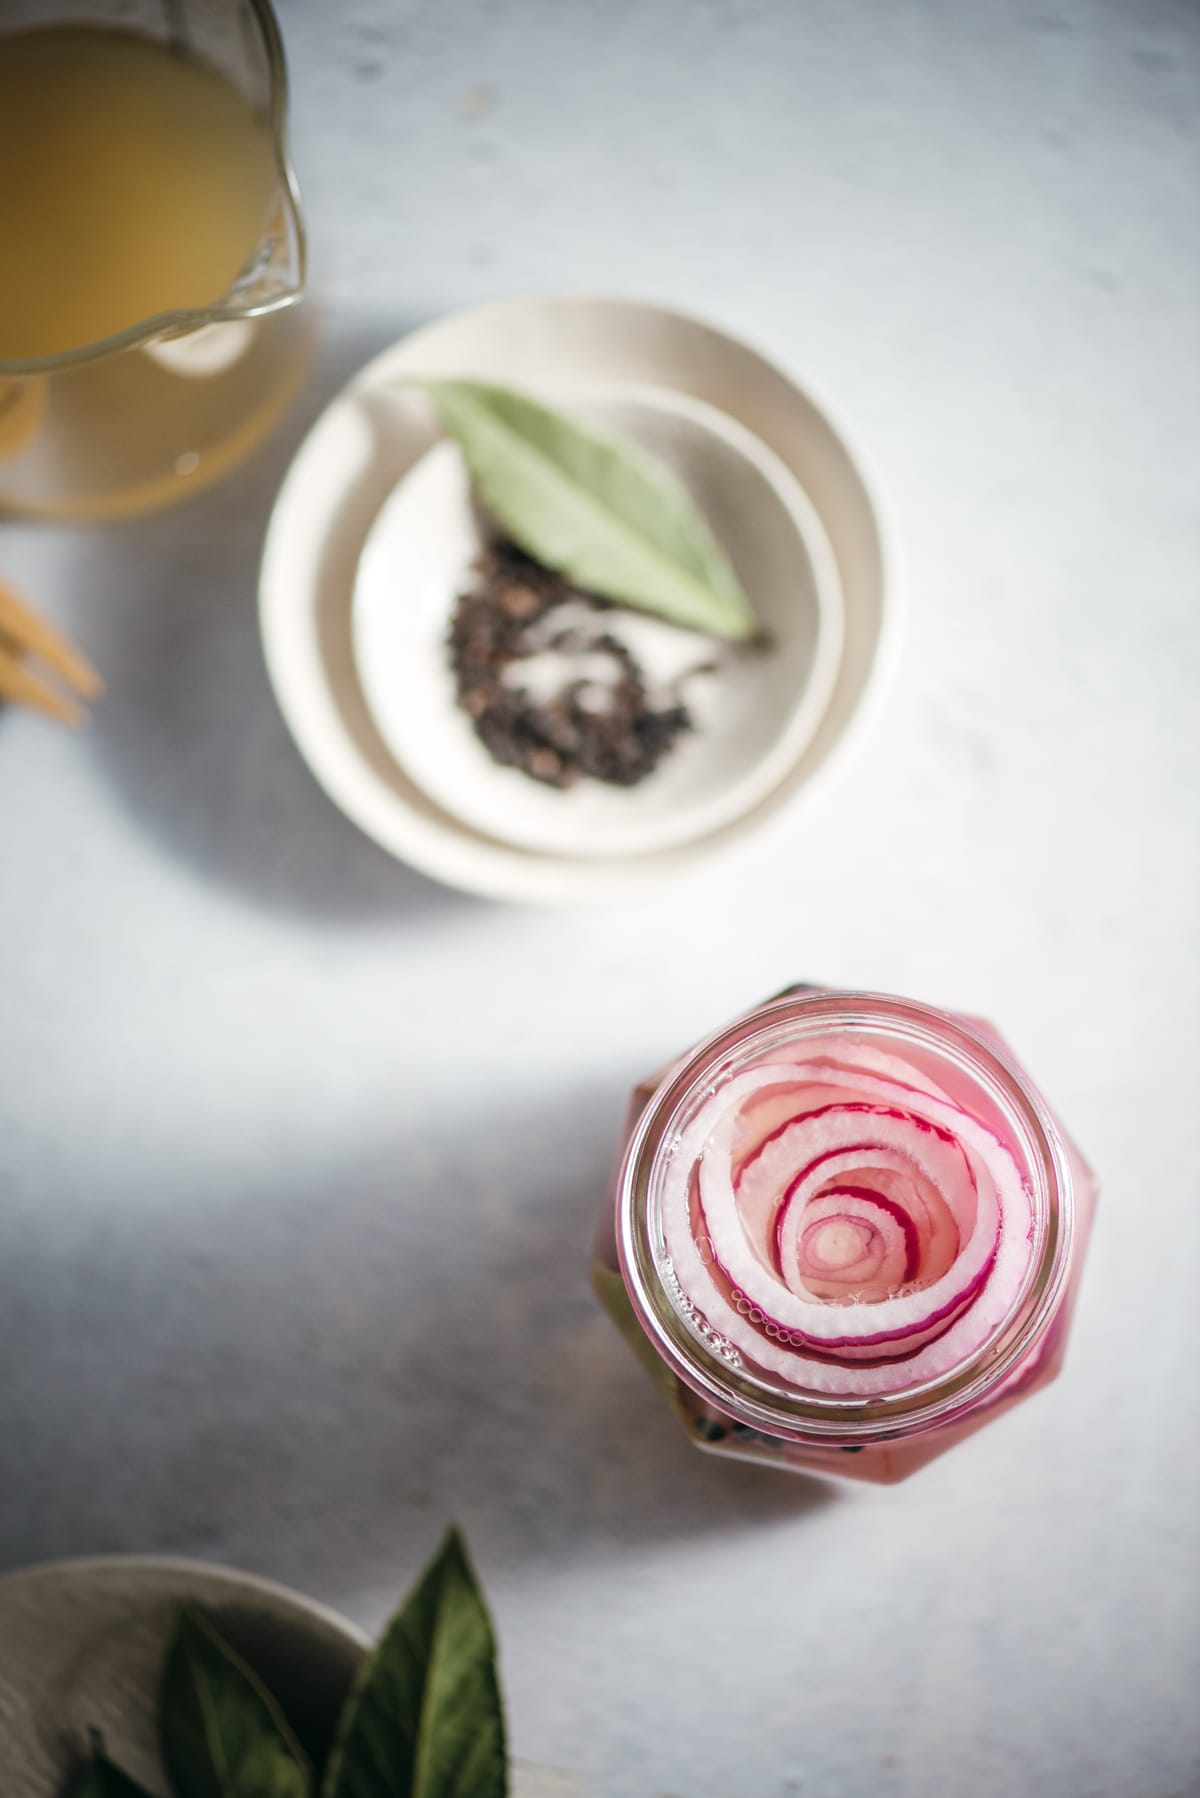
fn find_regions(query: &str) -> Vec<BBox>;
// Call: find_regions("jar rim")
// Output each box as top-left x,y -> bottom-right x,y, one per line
616,990 -> 1076,1444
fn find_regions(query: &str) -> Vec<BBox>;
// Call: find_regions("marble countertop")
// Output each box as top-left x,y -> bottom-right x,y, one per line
2,3 -> 1197,1794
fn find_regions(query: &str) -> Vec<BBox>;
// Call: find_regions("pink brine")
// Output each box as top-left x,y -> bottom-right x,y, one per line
593,988 -> 1097,1482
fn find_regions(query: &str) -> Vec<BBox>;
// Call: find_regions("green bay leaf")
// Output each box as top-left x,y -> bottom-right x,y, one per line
322,1528 -> 505,1798
423,380 -> 756,642
158,1609 -> 311,1798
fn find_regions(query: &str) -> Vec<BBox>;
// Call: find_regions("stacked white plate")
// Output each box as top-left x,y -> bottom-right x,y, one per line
260,296 -> 896,903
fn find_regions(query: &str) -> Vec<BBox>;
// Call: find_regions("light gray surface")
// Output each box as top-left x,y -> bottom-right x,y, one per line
1,3 -> 1198,1795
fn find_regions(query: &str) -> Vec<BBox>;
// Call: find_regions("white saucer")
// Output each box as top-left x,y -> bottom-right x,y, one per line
351,383 -> 844,860
260,295 -> 897,903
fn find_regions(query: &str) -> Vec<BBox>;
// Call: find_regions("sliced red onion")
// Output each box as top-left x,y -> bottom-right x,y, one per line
779,1183 -> 921,1300
661,1044 -> 1034,1397
735,1102 -> 975,1269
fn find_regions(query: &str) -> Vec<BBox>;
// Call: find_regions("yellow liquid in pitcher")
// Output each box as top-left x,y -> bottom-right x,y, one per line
0,26 -> 278,359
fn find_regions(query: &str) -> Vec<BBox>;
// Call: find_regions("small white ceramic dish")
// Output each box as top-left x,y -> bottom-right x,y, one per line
352,382 -> 844,859
0,1555 -> 366,1797
259,295 -> 897,903
0,1555 -> 584,1798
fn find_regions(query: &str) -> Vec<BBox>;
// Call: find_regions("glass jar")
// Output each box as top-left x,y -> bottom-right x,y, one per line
593,988 -> 1097,1482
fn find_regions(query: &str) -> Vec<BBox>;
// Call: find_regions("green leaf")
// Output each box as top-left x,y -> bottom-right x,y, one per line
423,379 -> 756,642
322,1527 -> 506,1798
158,1608 -> 311,1798
64,1754 -> 156,1798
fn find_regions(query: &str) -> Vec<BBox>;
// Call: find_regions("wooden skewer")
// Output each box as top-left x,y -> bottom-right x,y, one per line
0,639 -> 85,728
0,578 -> 103,700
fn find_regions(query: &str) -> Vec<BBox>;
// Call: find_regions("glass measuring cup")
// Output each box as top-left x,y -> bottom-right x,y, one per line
0,0 -> 313,520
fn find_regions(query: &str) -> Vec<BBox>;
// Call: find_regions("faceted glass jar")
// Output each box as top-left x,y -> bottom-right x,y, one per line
592,989 -> 1097,1482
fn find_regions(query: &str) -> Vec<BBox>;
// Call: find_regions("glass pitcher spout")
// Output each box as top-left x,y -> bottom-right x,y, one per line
221,164 -> 307,322
195,0 -> 307,325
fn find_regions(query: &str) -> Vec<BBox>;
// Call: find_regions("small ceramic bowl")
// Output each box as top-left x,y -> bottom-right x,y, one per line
260,295 -> 897,903
0,1555 -> 365,1796
0,1555 -> 585,1798
352,381 -> 844,860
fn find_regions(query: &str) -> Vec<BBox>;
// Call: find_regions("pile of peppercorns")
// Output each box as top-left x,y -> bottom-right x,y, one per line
447,542 -> 694,790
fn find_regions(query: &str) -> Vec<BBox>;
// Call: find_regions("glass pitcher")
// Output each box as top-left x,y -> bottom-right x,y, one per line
0,0 -> 312,521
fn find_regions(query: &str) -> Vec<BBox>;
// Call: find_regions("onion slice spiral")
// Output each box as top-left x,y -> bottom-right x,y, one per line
661,1040 -> 1035,1396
